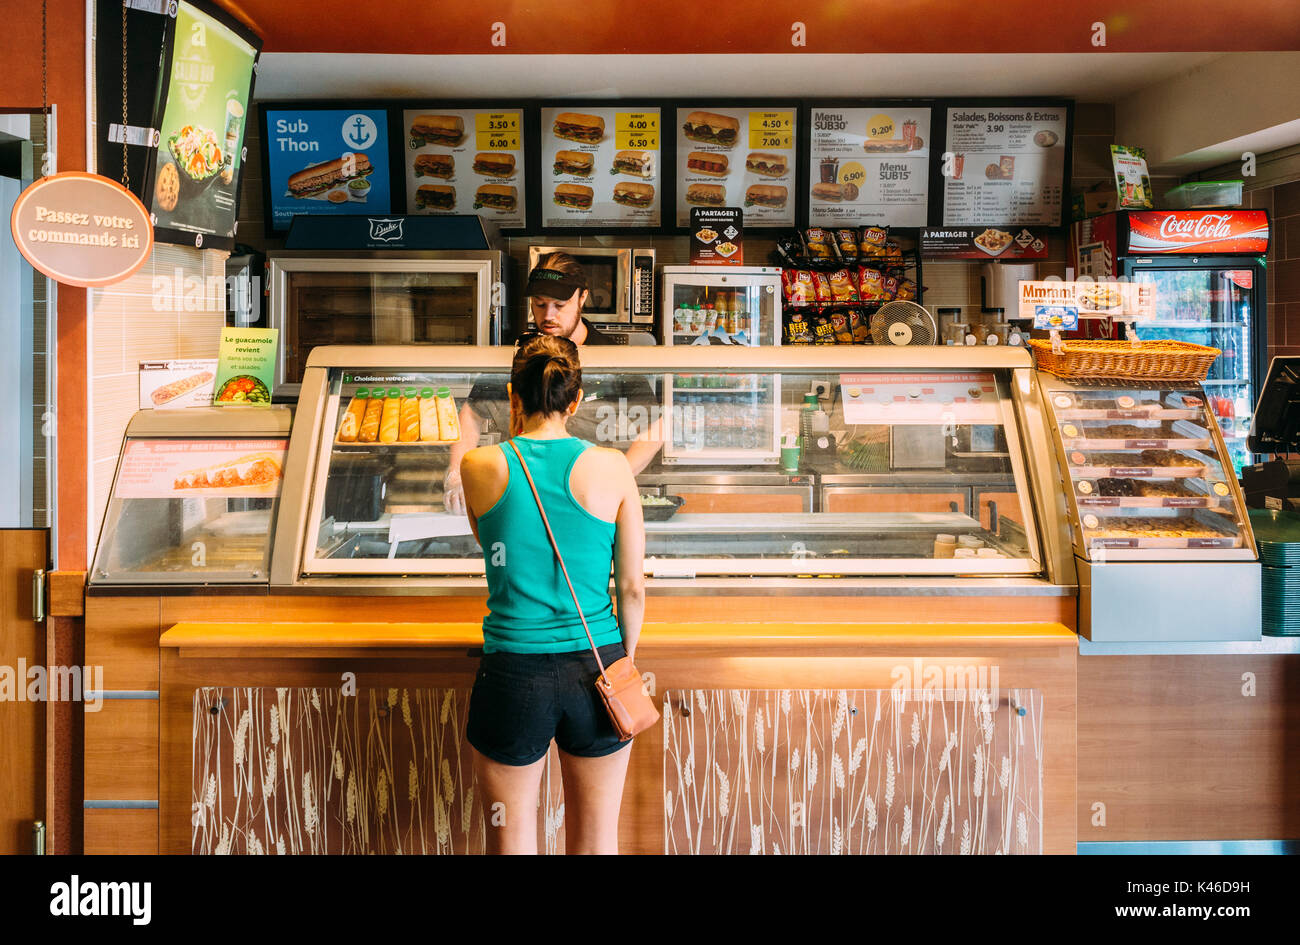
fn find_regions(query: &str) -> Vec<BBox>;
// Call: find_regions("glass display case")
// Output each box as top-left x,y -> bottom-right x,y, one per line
271,345 -> 1061,583
267,253 -> 510,388
90,407 -> 291,585
1042,380 -> 1255,561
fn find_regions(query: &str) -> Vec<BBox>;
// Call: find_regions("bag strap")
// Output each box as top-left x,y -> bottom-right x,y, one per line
506,440 -> 610,684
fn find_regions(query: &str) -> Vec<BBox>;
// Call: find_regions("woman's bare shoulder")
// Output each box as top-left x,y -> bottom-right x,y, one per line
462,445 -> 506,476
581,445 -> 634,473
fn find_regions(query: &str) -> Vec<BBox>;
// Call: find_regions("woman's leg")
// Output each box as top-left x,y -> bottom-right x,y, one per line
471,745 -> 548,854
557,744 -> 632,854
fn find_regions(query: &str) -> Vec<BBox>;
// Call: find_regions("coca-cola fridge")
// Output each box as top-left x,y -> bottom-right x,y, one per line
1073,209 -> 1270,473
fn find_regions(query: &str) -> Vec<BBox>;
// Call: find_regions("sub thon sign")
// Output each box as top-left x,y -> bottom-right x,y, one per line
10,172 -> 153,287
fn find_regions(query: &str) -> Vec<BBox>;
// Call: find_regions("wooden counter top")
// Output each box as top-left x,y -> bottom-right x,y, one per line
159,619 -> 1077,659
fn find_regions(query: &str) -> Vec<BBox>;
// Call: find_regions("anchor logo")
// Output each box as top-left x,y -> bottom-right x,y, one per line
341,114 -> 378,150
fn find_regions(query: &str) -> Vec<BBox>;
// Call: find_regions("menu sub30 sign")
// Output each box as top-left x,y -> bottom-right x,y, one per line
403,107 -> 527,228
541,106 -> 662,228
942,106 -> 1067,227
676,106 -> 796,228
809,107 -> 930,227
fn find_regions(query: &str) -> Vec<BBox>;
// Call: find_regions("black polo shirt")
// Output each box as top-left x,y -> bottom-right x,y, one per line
466,320 -> 658,448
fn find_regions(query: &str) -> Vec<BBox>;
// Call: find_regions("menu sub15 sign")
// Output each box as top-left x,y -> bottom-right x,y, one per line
10,172 -> 154,287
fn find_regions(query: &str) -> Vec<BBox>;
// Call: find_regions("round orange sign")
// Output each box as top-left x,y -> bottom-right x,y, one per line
10,172 -> 153,288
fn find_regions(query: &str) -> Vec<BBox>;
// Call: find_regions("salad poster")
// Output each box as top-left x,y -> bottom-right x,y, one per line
263,107 -> 394,232
149,1 -> 259,246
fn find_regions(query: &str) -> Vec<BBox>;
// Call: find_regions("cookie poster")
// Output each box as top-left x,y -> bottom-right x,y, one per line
149,1 -> 259,246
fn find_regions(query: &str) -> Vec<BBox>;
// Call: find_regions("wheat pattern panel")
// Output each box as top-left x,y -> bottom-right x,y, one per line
664,689 -> 1042,855
192,687 -> 566,854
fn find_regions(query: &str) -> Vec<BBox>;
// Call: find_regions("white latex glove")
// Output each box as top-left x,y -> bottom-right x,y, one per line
444,466 -> 466,515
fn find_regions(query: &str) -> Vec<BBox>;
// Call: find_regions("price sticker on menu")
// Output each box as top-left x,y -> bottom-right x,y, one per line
750,112 -> 793,150
615,113 -> 659,150
475,112 -> 521,150
867,113 -> 896,140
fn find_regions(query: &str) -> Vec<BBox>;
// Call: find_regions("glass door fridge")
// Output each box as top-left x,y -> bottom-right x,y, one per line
267,252 -> 510,389
660,266 -> 783,347
1073,209 -> 1270,474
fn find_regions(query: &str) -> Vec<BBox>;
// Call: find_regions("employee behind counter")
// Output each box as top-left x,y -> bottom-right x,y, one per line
445,252 -> 663,513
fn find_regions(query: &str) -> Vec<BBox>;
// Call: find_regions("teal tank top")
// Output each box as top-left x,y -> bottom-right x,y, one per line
477,436 -> 622,654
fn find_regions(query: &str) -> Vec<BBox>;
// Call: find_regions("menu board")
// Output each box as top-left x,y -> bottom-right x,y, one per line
262,107 -> 394,232
941,105 -> 1068,226
402,107 -> 527,228
540,105 -> 662,228
149,1 -> 259,246
808,107 -> 930,227
675,106 -> 796,228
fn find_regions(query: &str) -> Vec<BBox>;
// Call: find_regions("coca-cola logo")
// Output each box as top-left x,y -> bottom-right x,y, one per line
1155,213 -> 1235,241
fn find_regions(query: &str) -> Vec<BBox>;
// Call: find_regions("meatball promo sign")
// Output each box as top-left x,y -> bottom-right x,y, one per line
9,172 -> 153,288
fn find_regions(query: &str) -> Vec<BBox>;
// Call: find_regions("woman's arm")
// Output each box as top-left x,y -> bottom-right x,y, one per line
611,453 -> 646,659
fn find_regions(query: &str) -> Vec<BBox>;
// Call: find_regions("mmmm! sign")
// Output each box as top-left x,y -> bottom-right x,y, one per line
10,172 -> 153,288
1018,279 -> 1156,321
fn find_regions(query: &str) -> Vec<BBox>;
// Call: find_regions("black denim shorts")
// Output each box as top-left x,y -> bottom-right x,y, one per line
466,642 -> 633,766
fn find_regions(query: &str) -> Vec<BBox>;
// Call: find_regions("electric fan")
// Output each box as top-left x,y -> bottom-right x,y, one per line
869,301 -> 938,346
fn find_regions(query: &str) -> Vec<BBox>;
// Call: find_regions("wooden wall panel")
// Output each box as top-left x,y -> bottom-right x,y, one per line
0,530 -> 47,854
1078,655 -> 1300,842
84,597 -> 160,691
83,809 -> 158,855
84,700 -> 158,802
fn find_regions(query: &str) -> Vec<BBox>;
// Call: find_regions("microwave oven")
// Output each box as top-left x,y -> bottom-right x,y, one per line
527,246 -> 655,327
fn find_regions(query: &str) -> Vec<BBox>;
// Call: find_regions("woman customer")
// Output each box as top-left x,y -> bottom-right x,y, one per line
460,333 -> 646,854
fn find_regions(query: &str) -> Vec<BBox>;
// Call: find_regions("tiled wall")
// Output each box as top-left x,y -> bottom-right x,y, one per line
89,245 -> 228,549
1256,181 -> 1300,363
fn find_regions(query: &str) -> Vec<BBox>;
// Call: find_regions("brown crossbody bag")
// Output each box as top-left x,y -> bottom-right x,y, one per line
507,440 -> 658,741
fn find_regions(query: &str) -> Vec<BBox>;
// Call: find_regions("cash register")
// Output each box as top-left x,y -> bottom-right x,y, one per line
1244,356 -> 1300,512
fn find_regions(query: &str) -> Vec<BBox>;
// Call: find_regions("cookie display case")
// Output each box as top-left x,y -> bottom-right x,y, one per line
1040,377 -> 1261,641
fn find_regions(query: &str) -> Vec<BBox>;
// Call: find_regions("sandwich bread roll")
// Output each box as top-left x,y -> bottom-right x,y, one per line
811,182 -> 843,202
399,391 -> 420,442
553,183 -> 594,209
472,152 -> 516,177
358,398 -> 383,443
745,184 -> 788,209
410,114 -> 465,146
682,111 -> 740,147
418,389 -> 439,442
414,153 -> 454,179
552,112 -> 605,143
379,391 -> 401,443
685,182 -> 726,206
613,181 -> 655,207
553,150 -> 594,176
337,390 -> 368,442
745,152 -> 788,177
686,151 -> 729,177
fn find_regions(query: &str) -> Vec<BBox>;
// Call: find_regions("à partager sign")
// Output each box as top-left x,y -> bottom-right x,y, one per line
10,172 -> 153,287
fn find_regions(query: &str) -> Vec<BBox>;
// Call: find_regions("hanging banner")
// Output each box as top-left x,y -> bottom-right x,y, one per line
9,172 -> 154,288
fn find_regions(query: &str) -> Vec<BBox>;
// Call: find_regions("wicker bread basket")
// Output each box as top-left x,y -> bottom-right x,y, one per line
1028,339 -> 1221,381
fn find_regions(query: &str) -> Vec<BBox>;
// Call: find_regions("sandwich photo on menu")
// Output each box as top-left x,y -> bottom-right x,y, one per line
812,182 -> 843,202
415,184 -> 456,210
746,152 -> 788,177
553,112 -> 605,143
687,151 -> 729,177
612,181 -> 655,208
474,184 -> 518,212
288,154 -> 373,198
612,150 -> 653,178
745,184 -> 788,209
472,152 -> 516,177
685,183 -> 726,206
553,183 -> 594,209
409,115 -> 465,147
553,150 -> 594,176
682,111 -> 739,147
413,152 -> 454,179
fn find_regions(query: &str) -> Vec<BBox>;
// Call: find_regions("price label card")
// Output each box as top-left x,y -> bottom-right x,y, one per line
475,112 -> 521,151
616,112 -> 659,151
866,113 -> 897,140
750,112 -> 794,150
1034,304 -> 1078,330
